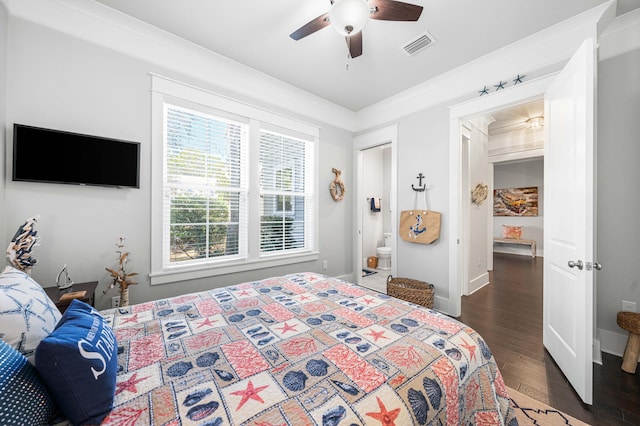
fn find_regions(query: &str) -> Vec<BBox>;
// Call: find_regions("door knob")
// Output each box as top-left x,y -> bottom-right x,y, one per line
593,262 -> 602,270
568,260 -> 583,270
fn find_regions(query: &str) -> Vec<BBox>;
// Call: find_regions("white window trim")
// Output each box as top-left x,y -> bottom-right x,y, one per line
150,74 -> 319,285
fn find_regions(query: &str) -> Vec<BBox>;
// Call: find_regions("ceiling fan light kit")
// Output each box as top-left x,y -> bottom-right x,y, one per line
527,116 -> 544,129
291,0 -> 423,58
329,0 -> 371,36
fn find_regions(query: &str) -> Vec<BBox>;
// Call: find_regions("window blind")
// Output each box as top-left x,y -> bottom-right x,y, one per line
259,130 -> 314,254
163,104 -> 248,267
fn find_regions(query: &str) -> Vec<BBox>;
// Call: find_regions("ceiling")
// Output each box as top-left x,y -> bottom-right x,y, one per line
92,0 -> 635,111
488,99 -> 544,136
90,0 -> 640,111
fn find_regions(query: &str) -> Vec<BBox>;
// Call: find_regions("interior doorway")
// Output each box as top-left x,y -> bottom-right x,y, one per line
359,143 -> 392,293
353,125 -> 398,289
447,75 -> 554,317
459,98 -> 545,298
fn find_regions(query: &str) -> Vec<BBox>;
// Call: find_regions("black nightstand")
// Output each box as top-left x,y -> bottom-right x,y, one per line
44,281 -> 98,314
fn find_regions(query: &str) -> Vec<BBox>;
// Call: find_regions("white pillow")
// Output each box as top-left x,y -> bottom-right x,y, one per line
0,266 -> 61,363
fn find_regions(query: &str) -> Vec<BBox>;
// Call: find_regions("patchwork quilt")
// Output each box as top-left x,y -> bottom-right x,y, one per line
101,273 -> 515,425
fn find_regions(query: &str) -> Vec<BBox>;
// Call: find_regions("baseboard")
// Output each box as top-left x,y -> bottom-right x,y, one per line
598,328 -> 630,358
433,295 -> 448,314
337,273 -> 354,282
593,337 -> 603,365
468,272 -> 490,295
493,248 -> 544,258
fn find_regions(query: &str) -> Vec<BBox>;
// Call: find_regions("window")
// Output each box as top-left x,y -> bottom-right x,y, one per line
151,76 -> 319,285
164,105 -> 248,266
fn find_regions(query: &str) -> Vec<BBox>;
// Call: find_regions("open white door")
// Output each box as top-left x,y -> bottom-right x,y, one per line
543,38 -> 596,405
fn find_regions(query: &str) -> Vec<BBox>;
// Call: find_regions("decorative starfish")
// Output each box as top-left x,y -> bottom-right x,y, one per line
513,74 -> 525,85
494,81 -> 507,91
237,290 -> 252,297
459,338 -> 477,362
196,317 -> 219,329
361,297 -> 376,305
479,86 -> 489,96
276,322 -> 298,334
121,313 -> 140,324
231,380 -> 269,411
116,372 -> 149,395
0,283 -> 27,296
0,295 -> 45,331
365,328 -> 389,342
40,299 -> 59,323
366,396 -> 401,426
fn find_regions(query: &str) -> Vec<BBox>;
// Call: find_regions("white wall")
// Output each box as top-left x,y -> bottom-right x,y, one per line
596,47 -> 640,356
394,105 -> 451,304
467,120 -> 491,292
493,159 -> 544,256
4,17 -> 353,309
0,4 -> 7,248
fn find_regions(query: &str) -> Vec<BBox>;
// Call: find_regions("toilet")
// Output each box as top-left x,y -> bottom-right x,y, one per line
376,233 -> 392,270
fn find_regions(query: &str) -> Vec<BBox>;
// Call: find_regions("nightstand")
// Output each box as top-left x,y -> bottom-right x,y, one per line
44,281 -> 98,314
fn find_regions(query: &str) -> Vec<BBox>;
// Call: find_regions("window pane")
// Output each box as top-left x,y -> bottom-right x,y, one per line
260,195 -> 305,253
170,224 -> 206,262
164,104 -> 247,266
209,224 -> 239,257
259,130 -> 311,255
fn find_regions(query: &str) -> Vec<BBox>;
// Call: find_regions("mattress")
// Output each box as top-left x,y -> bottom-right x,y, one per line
100,272 -> 515,425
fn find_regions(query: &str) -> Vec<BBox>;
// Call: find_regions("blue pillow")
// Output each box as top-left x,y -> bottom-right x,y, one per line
35,299 -> 117,425
0,338 -> 57,425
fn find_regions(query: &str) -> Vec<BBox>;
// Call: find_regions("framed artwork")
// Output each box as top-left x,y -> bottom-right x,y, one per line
493,187 -> 538,216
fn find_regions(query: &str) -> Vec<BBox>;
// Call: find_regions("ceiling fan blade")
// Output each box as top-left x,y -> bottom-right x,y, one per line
290,13 -> 330,40
346,32 -> 363,58
369,0 -> 423,21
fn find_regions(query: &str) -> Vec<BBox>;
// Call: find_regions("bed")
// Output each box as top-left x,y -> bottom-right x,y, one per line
99,272 -> 515,425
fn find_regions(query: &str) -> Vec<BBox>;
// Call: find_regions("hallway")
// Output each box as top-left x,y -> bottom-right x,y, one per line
458,253 -> 640,425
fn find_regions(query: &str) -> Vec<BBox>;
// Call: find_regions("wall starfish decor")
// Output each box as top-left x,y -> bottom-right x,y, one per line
478,75 -> 526,96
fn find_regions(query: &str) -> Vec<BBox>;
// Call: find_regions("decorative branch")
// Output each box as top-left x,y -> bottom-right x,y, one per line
104,237 -> 138,296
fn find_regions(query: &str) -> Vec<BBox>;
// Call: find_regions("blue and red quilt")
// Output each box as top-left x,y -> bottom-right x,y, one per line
101,272 -> 515,425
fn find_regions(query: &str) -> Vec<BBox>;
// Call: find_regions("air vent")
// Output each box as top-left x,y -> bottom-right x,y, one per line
401,31 -> 436,56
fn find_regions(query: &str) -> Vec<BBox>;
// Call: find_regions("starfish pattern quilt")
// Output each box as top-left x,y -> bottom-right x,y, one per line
100,273 -> 515,425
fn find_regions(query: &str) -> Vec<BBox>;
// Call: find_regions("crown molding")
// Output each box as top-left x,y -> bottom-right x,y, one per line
3,0 -> 356,131
4,1 -> 632,134
599,7 -> 640,61
354,1 -> 615,132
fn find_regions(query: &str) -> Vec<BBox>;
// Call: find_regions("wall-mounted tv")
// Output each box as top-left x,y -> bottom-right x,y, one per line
12,124 -> 140,188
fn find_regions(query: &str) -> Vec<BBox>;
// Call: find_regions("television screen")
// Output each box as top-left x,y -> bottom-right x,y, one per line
12,124 -> 140,188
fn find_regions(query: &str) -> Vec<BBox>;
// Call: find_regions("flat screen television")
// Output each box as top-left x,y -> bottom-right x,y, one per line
12,124 -> 140,188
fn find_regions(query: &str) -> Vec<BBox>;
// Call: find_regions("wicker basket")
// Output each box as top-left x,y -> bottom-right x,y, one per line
386,275 -> 434,309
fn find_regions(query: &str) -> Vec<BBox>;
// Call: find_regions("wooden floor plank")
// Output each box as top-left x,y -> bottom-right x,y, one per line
458,253 -> 640,425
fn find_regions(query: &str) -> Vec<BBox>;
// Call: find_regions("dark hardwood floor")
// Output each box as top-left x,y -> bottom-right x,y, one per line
457,253 -> 640,425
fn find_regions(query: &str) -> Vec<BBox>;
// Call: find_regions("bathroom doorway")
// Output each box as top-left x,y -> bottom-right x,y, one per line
354,125 -> 398,292
360,143 -> 391,292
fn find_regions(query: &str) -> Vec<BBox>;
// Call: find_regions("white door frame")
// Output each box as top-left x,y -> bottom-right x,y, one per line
448,75 -> 555,316
354,125 -> 398,285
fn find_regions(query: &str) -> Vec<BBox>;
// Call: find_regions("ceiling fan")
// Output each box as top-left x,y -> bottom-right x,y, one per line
290,0 -> 423,58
